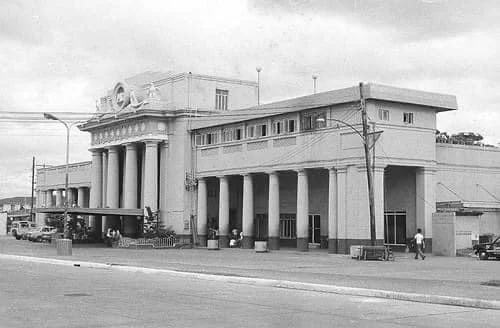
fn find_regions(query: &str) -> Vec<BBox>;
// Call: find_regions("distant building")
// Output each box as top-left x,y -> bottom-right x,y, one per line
36,71 -> 500,253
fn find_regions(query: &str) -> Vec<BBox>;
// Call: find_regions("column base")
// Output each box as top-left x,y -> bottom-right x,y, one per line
219,235 -> 229,248
328,238 -> 338,253
320,235 -> 328,249
198,235 -> 207,247
268,237 -> 280,250
242,236 -> 254,249
296,238 -> 309,251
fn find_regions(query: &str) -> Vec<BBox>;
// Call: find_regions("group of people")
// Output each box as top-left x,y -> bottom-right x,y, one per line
229,229 -> 243,248
105,228 -> 121,247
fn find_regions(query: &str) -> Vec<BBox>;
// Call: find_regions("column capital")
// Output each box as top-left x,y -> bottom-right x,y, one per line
240,172 -> 253,178
325,166 -> 337,173
216,175 -> 229,180
105,145 -> 120,152
144,139 -> 161,146
265,170 -> 279,176
123,142 -> 137,149
335,166 -> 348,174
295,168 -> 308,175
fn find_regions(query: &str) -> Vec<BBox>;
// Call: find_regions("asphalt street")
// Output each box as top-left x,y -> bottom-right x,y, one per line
1,258 -> 499,328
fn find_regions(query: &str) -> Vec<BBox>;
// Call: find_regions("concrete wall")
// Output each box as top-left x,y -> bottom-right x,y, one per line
432,212 -> 456,256
455,215 -> 480,246
436,143 -> 500,203
37,162 -> 91,191
480,212 -> 500,234
157,75 -> 258,111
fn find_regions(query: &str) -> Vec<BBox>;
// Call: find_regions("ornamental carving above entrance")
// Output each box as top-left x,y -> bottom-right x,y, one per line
91,120 -> 168,146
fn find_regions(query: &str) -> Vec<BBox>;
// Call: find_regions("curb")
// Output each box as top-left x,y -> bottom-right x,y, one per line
1,253 -> 499,310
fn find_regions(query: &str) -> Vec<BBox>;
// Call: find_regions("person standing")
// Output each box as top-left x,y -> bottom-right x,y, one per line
414,228 -> 426,260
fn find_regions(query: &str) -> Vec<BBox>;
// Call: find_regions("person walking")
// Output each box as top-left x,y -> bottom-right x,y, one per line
413,228 -> 426,260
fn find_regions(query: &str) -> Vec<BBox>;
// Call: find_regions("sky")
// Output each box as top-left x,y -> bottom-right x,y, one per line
1,0 -> 499,199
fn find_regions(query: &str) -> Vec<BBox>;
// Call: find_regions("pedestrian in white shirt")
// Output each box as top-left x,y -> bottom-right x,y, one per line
413,228 -> 426,260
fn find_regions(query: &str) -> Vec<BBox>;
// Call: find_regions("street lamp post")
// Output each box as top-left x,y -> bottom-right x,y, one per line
256,66 -> 262,106
43,113 -> 73,240
316,82 -> 381,246
312,74 -> 318,94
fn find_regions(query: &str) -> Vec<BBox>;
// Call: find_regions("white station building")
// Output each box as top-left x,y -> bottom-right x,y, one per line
36,71 -> 500,254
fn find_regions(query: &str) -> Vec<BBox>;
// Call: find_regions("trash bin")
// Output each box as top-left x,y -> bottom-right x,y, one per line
56,238 -> 72,256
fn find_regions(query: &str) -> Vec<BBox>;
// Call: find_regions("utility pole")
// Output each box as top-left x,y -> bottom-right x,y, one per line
360,82 -> 376,246
31,156 -> 35,221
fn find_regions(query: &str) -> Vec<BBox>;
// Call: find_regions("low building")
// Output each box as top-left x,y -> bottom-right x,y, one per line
36,71 -> 500,253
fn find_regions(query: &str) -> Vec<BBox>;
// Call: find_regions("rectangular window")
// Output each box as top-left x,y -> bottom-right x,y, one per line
301,112 -> 326,131
403,112 -> 414,124
195,134 -> 203,146
279,214 -> 296,239
235,128 -> 242,140
378,108 -> 390,121
206,132 -> 218,145
247,126 -> 255,138
215,89 -> 229,111
273,121 -> 283,135
257,124 -> 267,137
286,119 -> 296,133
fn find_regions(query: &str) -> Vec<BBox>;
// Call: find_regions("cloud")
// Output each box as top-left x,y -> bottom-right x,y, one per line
1,0 -> 500,197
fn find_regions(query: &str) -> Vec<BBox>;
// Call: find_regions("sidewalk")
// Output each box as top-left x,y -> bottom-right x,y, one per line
1,237 -> 499,307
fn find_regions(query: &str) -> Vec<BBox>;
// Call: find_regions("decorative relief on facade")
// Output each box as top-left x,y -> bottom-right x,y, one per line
273,137 -> 297,148
90,120 -> 169,146
247,140 -> 268,151
223,144 -> 242,154
201,148 -> 219,157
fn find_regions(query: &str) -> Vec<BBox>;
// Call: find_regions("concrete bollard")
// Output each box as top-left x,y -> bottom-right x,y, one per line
207,239 -> 219,250
56,238 -> 72,256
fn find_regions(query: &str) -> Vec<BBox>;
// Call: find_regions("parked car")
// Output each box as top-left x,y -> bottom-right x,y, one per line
28,226 -> 56,242
11,221 -> 36,240
473,235 -> 500,260
41,228 -> 62,243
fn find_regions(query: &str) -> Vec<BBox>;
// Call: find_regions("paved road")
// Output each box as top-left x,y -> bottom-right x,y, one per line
1,237 -> 499,302
1,258 -> 499,328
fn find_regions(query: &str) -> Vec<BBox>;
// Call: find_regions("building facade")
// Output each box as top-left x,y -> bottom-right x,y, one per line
36,71 -> 500,253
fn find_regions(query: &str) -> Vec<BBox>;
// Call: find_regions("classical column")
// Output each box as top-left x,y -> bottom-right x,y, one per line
336,167 -> 348,254
296,169 -> 309,251
374,166 -> 385,244
242,173 -> 255,249
89,150 -> 103,231
218,175 -> 230,248
416,167 -> 436,252
327,167 -> 338,253
104,146 -> 120,232
197,178 -> 208,246
67,188 -> 76,207
102,150 -> 108,208
159,142 -> 169,227
106,146 -> 120,208
77,187 -> 86,208
55,189 -> 63,207
143,141 -> 159,211
268,171 -> 280,250
46,190 -> 54,208
123,143 -> 138,236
